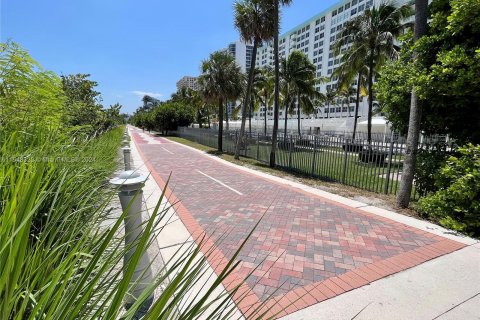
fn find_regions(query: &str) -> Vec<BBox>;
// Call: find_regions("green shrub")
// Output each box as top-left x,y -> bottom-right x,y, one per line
418,144 -> 480,236
414,143 -> 453,196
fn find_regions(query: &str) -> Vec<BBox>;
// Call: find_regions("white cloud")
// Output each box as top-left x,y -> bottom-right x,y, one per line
131,91 -> 163,98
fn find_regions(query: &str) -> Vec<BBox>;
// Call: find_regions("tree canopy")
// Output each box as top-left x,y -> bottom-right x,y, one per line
377,0 -> 480,144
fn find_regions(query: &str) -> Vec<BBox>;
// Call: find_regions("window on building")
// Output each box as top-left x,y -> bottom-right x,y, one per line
328,69 -> 332,74
328,60 -> 333,66
332,9 -> 337,16
351,8 -> 357,15
320,32 -> 324,38
345,2 -> 351,9
330,36 -> 335,42
358,4 -> 365,11
338,6 -> 344,13
352,0 -> 358,4
313,58 -> 318,63
321,16 -> 325,22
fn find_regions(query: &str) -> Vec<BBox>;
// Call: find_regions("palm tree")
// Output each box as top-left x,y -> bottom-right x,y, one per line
397,0 -> 429,208
279,51 -> 321,136
333,49 -> 368,140
335,1 -> 412,144
141,95 -> 160,111
171,87 -> 206,127
256,67 -> 275,135
234,0 -> 275,159
249,68 -> 266,135
270,0 -> 293,168
198,51 -> 244,151
324,88 -> 336,119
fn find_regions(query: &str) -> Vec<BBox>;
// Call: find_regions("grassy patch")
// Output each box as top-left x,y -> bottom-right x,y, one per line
166,135 -> 418,217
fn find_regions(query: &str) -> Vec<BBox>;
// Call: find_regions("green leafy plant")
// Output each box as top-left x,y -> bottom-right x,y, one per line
0,127 -> 278,319
418,144 -> 480,236
413,143 -> 452,196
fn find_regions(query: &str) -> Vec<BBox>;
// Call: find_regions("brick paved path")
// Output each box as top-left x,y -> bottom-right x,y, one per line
131,128 -> 465,318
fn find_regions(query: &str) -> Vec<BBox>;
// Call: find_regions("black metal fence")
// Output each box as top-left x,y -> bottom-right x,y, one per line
175,127 -> 453,199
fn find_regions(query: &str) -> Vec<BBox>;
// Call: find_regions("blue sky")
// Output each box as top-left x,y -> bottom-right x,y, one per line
2,0 -> 338,114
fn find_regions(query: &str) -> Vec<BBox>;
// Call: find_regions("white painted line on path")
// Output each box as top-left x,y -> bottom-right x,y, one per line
162,147 -> 174,154
196,170 -> 243,196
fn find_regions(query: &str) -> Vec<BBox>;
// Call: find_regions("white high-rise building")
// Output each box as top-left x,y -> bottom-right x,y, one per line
254,0 -> 401,131
225,40 -> 254,73
176,76 -> 199,91
220,40 -> 254,120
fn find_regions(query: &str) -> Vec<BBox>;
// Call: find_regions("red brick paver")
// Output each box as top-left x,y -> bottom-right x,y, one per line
131,129 -> 466,318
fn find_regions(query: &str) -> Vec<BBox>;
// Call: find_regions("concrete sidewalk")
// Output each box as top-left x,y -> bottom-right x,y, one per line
127,126 -> 479,319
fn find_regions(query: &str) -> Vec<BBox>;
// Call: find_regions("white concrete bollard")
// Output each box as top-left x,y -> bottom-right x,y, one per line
110,171 -> 154,315
122,147 -> 132,171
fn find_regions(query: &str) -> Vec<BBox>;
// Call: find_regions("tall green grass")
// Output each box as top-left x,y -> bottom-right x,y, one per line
0,127 -> 278,319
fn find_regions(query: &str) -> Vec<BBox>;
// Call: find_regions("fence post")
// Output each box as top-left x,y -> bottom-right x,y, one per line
244,131 -> 248,157
288,135 -> 293,169
256,132 -> 260,161
234,130 -> 238,154
384,132 -> 395,194
311,137 -> 317,176
342,138 -> 349,183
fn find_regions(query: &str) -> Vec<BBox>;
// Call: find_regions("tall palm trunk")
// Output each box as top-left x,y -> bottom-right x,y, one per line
264,93 -> 268,135
297,94 -> 301,136
367,54 -> 374,145
326,103 -> 330,119
397,0 -> 429,208
235,39 -> 258,159
270,0 -> 280,168
218,98 -> 224,151
352,72 -> 361,141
